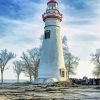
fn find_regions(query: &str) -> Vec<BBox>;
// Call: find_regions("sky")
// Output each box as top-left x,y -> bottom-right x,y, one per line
0,0 -> 100,80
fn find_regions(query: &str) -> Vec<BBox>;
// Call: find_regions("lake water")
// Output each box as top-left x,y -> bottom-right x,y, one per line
0,79 -> 29,83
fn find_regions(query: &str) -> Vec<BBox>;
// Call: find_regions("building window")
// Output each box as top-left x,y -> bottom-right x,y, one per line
45,30 -> 50,39
61,71 -> 64,77
60,69 -> 65,77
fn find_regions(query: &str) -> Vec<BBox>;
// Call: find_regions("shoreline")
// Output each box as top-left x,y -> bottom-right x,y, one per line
0,83 -> 100,100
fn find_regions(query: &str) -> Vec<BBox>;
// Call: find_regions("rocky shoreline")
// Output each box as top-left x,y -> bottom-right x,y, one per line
0,83 -> 100,100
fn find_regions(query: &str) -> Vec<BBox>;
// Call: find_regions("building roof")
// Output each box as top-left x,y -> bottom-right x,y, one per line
48,0 -> 57,4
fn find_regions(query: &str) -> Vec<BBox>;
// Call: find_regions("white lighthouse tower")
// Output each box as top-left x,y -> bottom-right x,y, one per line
36,0 -> 67,83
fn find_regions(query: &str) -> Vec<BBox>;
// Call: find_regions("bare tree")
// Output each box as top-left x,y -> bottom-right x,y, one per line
62,36 -> 79,79
28,48 -> 40,79
62,36 -> 69,53
64,53 -> 79,79
91,49 -> 100,78
40,35 -> 44,45
21,52 -> 34,83
92,68 -> 100,78
13,60 -> 23,83
0,49 -> 15,83
62,36 -> 69,58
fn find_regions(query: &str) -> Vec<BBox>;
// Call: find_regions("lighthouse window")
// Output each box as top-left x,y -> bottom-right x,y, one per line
48,3 -> 57,9
45,30 -> 50,39
61,71 -> 65,77
53,4 -> 56,9
60,69 -> 65,77
48,4 -> 53,9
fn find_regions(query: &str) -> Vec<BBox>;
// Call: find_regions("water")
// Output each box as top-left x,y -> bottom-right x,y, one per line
0,79 -> 28,83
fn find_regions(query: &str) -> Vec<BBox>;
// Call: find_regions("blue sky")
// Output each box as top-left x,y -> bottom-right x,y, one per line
0,0 -> 100,79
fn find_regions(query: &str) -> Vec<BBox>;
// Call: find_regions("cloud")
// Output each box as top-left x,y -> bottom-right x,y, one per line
73,34 -> 100,42
66,19 -> 92,25
0,23 -> 8,38
0,0 -> 21,19
60,0 -> 100,27
0,16 -> 43,58
61,0 -> 97,18
0,0 -> 46,58
60,0 -> 100,77
0,0 -> 45,20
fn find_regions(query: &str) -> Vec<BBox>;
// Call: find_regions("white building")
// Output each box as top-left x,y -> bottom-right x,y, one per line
35,0 -> 68,83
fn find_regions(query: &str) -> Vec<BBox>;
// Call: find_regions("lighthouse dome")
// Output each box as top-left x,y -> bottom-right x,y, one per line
42,0 -> 62,21
48,0 -> 57,4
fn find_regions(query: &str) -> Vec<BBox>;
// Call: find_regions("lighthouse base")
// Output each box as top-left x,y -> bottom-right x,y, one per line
34,77 -> 67,84
34,78 -> 58,84
34,68 -> 68,84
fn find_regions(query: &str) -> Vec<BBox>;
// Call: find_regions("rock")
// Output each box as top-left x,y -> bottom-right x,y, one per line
47,91 -> 61,93
34,88 -> 46,92
0,83 -> 100,99
50,81 -> 72,87
95,86 -> 100,89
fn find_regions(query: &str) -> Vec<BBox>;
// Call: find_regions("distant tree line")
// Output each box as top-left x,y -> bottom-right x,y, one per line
1,35 -> 99,84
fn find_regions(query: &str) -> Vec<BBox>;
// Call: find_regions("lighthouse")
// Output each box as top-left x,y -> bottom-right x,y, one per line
36,0 -> 67,83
